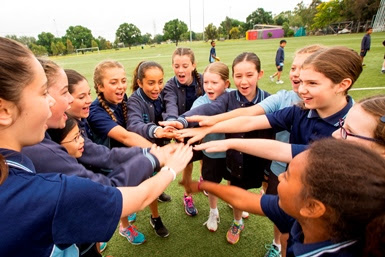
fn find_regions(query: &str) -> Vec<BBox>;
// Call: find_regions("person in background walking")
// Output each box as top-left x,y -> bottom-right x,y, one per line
270,40 -> 286,84
360,27 -> 372,66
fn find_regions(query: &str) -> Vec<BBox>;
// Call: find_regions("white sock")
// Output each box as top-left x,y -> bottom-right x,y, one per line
210,208 -> 219,216
272,239 -> 281,251
234,218 -> 243,225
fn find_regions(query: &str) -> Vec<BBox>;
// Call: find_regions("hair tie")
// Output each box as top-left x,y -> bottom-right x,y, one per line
380,115 -> 385,123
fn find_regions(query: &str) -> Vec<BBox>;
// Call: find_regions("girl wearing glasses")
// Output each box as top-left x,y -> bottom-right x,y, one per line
333,95 -> 385,157
183,138 -> 385,257
0,37 -> 193,257
48,116 -> 84,159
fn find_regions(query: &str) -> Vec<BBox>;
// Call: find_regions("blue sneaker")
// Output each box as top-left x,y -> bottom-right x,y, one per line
119,224 -> 146,245
127,213 -> 137,223
264,243 -> 281,257
183,194 -> 198,216
98,242 -> 107,253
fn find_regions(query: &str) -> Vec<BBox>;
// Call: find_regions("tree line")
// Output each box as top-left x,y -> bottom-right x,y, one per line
5,0 -> 379,56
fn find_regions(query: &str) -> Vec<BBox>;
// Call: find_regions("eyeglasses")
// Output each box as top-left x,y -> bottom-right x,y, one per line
338,119 -> 380,143
61,131 -> 82,144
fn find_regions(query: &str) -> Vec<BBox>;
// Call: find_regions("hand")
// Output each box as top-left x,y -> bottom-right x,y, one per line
193,140 -> 229,153
150,143 -> 178,167
159,120 -> 184,129
163,143 -> 193,174
176,127 -> 211,145
186,115 -> 216,127
155,126 -> 178,139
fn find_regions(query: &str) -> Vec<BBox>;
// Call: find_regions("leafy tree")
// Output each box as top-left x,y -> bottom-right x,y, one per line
141,33 -> 153,44
5,35 -> 18,41
293,0 -> 321,28
274,11 -> 291,26
18,36 -> 36,48
246,8 -> 274,30
56,41 -> 66,55
66,39 -> 74,54
153,34 -> 164,44
37,32 -> 55,55
205,23 -> 218,41
229,27 -> 241,39
65,25 -> 94,49
341,0 -> 380,22
219,17 -> 246,39
30,43 -> 48,56
312,0 -> 343,29
91,40 -> 98,48
51,42 -> 58,56
163,19 -> 188,46
97,37 -> 112,50
116,23 -> 141,49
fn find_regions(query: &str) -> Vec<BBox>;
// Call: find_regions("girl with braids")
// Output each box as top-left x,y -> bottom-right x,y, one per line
88,60 -> 152,149
162,52 -> 273,245
183,138 -> 385,257
0,37 -> 193,257
162,47 -> 204,217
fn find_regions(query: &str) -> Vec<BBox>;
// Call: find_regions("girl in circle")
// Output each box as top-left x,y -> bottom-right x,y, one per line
184,138 -> 385,257
162,47 -> 204,217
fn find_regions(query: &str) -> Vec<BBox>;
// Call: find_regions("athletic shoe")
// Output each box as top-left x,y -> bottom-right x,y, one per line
269,75 -> 274,82
203,210 -> 220,232
264,243 -> 281,257
99,242 -> 107,253
183,194 -> 198,216
226,221 -> 244,244
150,216 -> 169,237
276,80 -> 284,84
158,192 -> 172,202
362,63 -> 366,66
199,176 -> 209,196
227,204 -> 249,219
381,69 -> 385,74
119,224 -> 146,245
127,213 -> 136,223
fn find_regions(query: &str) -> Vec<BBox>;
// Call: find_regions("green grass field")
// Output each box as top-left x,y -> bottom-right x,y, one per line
52,32 -> 385,257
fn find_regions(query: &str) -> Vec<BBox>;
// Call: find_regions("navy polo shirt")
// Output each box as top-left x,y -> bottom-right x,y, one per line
266,96 -> 354,157
88,95 -> 128,148
0,148 -> 122,257
261,195 -> 361,257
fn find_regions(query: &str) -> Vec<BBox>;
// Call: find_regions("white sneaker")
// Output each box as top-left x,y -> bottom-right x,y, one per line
269,75 -> 274,82
276,80 -> 284,84
203,210 -> 220,232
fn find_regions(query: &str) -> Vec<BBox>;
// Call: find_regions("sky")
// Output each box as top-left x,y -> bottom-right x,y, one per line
1,0 -> 312,42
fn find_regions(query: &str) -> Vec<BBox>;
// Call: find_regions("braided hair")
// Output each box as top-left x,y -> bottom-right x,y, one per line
93,60 -> 128,125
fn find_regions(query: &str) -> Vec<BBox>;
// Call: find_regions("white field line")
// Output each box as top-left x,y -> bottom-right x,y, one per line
351,87 -> 385,91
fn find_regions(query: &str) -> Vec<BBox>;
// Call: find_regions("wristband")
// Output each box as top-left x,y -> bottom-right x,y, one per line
161,166 -> 176,181
153,126 -> 162,138
198,179 -> 204,191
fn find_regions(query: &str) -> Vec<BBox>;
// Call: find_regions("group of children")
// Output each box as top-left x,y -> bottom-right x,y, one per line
0,35 -> 384,257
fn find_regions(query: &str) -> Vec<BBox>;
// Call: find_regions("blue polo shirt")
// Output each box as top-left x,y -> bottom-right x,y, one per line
261,195 -> 362,257
266,96 -> 354,157
88,95 -> 128,148
0,149 -> 122,257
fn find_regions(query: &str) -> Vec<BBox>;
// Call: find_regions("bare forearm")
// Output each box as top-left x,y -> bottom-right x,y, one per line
226,138 -> 293,163
210,115 -> 271,134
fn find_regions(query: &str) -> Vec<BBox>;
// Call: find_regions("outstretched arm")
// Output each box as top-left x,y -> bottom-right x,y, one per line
193,138 -> 293,163
108,125 -> 153,148
183,180 -> 265,216
177,115 -> 272,145
119,143 -> 193,217
186,104 -> 265,127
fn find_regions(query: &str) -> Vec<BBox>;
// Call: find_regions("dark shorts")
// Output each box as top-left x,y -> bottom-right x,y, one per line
277,65 -> 283,72
226,167 -> 265,190
266,170 -> 280,195
201,155 -> 227,183
360,49 -> 368,57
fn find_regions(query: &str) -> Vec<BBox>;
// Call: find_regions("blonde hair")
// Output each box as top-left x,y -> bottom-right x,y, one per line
93,60 -> 128,124
203,62 -> 230,87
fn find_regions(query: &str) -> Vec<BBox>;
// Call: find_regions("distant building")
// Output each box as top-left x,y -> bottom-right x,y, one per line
246,24 -> 284,40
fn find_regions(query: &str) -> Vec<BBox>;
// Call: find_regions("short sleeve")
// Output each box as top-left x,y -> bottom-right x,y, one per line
52,175 -> 122,244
